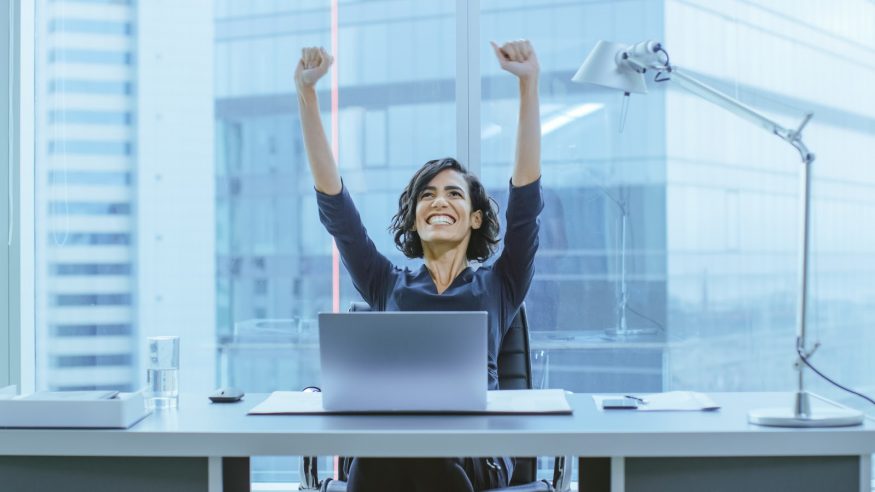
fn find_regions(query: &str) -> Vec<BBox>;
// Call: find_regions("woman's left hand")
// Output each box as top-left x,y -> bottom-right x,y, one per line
491,40 -> 539,81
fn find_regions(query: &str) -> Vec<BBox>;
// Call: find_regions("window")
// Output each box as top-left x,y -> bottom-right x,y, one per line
33,0 -> 212,397
215,1 -> 458,480
22,0 -> 875,487
480,0 -> 875,413
482,1 -> 669,394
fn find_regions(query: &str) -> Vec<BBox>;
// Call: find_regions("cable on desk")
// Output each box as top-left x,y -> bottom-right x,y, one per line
799,347 -> 875,407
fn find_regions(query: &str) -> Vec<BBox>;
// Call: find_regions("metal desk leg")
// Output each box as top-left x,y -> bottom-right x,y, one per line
860,454 -> 872,492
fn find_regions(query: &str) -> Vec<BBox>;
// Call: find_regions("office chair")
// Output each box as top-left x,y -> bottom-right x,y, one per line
300,303 -> 572,492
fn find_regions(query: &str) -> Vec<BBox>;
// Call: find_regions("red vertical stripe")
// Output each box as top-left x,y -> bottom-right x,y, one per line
330,0 -> 340,315
331,0 -> 341,479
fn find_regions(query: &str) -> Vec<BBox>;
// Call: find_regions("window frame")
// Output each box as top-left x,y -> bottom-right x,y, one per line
1,0 -> 11,388
3,0 -> 35,393
456,0 -> 480,175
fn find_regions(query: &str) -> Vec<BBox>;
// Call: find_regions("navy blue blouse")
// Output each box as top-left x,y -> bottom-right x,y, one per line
316,177 -> 543,391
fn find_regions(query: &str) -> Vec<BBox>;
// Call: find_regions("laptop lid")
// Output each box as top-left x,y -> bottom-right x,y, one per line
318,311 -> 488,412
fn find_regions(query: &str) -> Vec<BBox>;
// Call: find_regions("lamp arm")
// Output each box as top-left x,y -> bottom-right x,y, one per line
670,68 -> 783,130
662,65 -> 819,410
617,41 -> 815,162
664,67 -> 815,165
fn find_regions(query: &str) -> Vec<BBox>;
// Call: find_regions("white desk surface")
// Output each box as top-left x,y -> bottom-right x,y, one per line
1,392 -> 873,458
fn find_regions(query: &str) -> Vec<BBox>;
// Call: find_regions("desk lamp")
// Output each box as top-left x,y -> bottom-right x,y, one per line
572,40 -> 864,427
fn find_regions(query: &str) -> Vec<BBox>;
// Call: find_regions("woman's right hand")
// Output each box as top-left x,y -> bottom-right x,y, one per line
295,47 -> 333,91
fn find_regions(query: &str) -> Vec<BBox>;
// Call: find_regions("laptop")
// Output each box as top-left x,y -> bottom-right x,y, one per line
318,311 -> 488,412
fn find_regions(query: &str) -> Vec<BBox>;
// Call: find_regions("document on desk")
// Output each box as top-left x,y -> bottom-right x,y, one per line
594,391 -> 720,411
248,389 -> 572,415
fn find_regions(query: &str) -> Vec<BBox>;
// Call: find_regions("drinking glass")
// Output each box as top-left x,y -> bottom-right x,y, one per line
146,336 -> 179,409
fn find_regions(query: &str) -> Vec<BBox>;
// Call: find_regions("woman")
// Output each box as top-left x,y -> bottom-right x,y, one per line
295,40 -> 541,492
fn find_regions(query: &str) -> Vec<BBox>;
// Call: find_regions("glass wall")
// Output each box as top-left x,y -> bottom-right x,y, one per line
31,0 -> 874,486
660,0 -> 875,413
482,0 -> 668,394
214,1 -> 456,480
481,0 -> 875,411
215,0 -> 456,396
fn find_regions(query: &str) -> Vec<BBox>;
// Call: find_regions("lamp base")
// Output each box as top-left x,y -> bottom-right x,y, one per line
748,406 -> 863,428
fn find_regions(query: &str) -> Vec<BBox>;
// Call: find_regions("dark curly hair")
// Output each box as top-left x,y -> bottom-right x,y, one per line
390,158 -> 500,262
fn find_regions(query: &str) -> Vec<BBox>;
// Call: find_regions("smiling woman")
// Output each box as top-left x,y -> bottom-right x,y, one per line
296,39 -> 543,492
390,157 -> 500,264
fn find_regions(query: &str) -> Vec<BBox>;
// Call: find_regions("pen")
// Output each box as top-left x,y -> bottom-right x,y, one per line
624,394 -> 647,404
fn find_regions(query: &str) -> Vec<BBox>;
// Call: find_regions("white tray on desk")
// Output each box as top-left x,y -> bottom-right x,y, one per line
0,390 -> 149,428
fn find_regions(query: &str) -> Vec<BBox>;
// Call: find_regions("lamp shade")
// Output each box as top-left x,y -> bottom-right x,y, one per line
572,40 -> 648,94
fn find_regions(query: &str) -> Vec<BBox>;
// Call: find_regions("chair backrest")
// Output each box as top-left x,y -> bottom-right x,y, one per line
497,305 -> 533,391
348,302 -> 537,485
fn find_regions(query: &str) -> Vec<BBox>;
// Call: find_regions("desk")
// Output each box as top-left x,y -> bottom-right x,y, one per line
1,392 -> 872,492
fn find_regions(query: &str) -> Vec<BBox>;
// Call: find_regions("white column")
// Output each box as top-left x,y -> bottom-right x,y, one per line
136,0 -> 216,395
1,0 -> 13,388
17,0 -> 34,395
456,0 -> 480,174
3,0 -> 36,393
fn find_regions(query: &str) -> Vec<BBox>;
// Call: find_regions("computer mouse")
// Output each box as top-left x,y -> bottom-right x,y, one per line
209,387 -> 244,403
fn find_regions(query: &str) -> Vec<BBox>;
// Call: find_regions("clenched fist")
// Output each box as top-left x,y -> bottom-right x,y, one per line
295,47 -> 333,90
491,40 -> 539,82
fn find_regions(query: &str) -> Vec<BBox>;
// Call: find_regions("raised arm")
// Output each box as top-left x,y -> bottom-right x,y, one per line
491,40 -> 541,187
296,47 -> 394,308
295,47 -> 342,195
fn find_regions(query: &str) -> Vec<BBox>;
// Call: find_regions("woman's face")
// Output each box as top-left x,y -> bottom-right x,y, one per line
414,169 -> 483,248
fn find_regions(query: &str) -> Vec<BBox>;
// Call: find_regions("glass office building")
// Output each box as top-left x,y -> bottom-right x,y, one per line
34,0 -> 141,391
34,0 -> 216,396
30,0 -> 874,486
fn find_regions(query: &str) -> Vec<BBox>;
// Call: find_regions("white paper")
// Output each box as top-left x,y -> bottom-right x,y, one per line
486,389 -> 572,414
593,391 -> 720,411
248,389 -> 572,415
249,391 -> 323,414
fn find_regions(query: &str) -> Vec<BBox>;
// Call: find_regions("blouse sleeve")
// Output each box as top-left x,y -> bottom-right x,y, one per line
316,183 -> 395,310
492,177 -> 544,311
